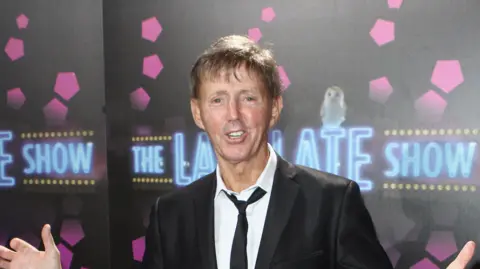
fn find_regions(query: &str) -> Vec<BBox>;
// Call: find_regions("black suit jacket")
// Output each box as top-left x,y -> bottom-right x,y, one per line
142,155 -> 393,269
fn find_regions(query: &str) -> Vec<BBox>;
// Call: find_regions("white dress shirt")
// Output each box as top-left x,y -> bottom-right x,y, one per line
214,144 -> 277,269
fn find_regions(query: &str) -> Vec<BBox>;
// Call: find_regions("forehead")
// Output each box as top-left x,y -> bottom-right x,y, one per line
199,65 -> 266,94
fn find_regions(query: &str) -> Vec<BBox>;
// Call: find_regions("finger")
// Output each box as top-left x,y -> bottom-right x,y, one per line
0,258 -> 11,269
9,238 -> 36,254
447,241 -> 476,269
41,224 -> 58,254
0,246 -> 14,261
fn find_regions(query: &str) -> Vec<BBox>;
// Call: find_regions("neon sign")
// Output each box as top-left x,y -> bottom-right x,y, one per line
173,133 -> 215,186
384,141 -> 476,178
22,142 -> 94,175
130,126 -> 478,192
0,131 -> 14,187
0,130 -> 97,189
132,145 -> 165,174
169,127 -> 376,191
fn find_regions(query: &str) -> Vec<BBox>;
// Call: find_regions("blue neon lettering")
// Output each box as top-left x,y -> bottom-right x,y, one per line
0,131 -> 14,187
131,145 -> 164,174
270,130 -> 283,157
422,142 -> 442,178
192,132 -> 216,181
294,128 -> 320,170
348,128 -> 373,191
401,142 -> 421,177
22,142 -> 93,175
173,132 -> 191,186
320,128 -> 345,175
445,142 -> 476,178
384,142 -> 400,178
52,142 -> 68,174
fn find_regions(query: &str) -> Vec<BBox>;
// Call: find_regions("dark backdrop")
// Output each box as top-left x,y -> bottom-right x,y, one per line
104,0 -> 480,268
0,0 -> 109,268
1,0 -> 479,268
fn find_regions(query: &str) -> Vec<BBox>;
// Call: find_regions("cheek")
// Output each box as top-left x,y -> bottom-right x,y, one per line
243,109 -> 270,129
202,112 -> 224,133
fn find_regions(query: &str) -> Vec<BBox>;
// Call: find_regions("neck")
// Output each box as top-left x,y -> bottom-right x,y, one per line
218,144 -> 270,193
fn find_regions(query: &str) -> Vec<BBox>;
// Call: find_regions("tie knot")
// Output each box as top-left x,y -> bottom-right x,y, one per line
226,187 -> 266,214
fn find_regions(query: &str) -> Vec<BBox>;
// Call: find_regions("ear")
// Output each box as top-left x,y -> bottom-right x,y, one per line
269,95 -> 283,128
190,98 -> 205,130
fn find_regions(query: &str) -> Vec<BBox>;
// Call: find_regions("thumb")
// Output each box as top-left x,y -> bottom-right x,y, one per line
447,241 -> 476,269
41,224 -> 58,254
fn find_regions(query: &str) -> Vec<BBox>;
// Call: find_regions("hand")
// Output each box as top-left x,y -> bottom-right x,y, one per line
0,224 -> 61,269
447,241 -> 476,269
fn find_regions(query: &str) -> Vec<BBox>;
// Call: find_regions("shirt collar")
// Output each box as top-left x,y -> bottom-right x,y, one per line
215,143 -> 277,197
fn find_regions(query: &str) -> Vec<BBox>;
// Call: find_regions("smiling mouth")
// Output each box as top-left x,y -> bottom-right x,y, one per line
227,131 -> 245,138
225,130 -> 247,142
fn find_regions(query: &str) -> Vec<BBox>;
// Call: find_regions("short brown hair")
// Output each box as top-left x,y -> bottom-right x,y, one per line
189,35 -> 282,99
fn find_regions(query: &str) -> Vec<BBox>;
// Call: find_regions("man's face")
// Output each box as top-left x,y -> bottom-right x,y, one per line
190,65 -> 282,164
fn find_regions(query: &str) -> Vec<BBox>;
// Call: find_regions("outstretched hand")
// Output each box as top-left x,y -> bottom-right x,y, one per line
0,224 -> 61,269
447,241 -> 476,269
0,226 -> 476,269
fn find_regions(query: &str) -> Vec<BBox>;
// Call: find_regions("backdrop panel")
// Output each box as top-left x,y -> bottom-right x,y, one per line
108,0 -> 480,268
0,0 -> 109,268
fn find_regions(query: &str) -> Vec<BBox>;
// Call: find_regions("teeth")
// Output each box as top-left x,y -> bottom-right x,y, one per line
228,131 -> 244,138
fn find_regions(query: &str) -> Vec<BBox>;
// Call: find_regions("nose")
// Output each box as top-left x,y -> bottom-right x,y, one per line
227,99 -> 240,120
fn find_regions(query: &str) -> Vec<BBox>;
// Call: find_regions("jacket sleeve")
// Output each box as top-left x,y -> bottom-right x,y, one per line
334,181 -> 393,269
141,197 -> 165,269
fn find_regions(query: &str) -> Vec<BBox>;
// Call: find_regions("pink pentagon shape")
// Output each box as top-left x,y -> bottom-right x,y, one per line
142,17 -> 162,42
431,60 -> 464,94
7,88 -> 26,110
57,243 -> 73,269
54,72 -> 80,101
43,98 -> 68,123
277,66 -> 291,90
60,219 -> 84,246
130,87 -> 150,111
16,14 -> 29,29
4,37 -> 24,61
132,236 -> 145,261
248,28 -> 262,43
426,231 -> 458,262
369,76 -> 393,104
143,54 -> 164,79
410,258 -> 439,269
388,0 -> 404,9
369,19 -> 395,46
414,90 -> 447,123
261,7 -> 276,22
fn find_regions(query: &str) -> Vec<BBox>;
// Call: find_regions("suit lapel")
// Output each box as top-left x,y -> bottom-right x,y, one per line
193,173 -> 218,269
255,156 -> 299,269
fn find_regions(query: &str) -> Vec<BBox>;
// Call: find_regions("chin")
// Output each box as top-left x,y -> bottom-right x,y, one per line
219,147 -> 251,164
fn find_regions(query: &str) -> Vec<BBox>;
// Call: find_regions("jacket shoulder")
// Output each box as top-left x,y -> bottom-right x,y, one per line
292,164 -> 356,194
154,172 -> 215,206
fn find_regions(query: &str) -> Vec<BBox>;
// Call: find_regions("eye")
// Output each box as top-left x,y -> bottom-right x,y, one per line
245,96 -> 256,102
212,98 -> 222,103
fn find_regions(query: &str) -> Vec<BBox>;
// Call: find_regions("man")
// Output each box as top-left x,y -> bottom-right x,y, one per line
0,35 -> 477,269
139,35 -> 476,269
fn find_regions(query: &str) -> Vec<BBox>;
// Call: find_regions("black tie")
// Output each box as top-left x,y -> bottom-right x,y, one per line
225,187 -> 267,269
